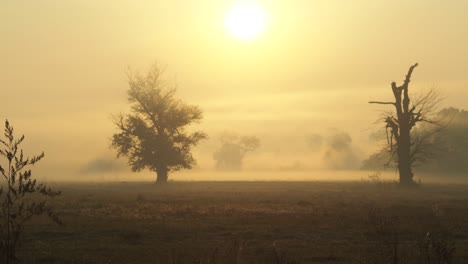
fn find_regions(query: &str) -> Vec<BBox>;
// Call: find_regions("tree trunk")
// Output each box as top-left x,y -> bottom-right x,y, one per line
156,168 -> 168,184
397,122 -> 414,185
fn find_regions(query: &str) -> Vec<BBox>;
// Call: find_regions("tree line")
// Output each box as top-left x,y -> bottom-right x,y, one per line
111,63 -> 458,186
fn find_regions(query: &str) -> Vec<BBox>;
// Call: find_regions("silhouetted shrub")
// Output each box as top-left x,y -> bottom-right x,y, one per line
0,120 -> 61,263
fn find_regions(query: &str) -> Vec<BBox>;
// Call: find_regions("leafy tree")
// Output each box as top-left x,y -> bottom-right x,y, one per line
322,131 -> 360,170
369,64 -> 443,185
112,65 -> 207,183
428,108 -> 468,173
0,120 -> 61,263
213,133 -> 260,170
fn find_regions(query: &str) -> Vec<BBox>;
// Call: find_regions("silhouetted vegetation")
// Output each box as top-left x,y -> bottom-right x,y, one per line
0,120 -> 61,263
363,107 -> 467,175
306,130 -> 360,170
369,64 -> 444,185
5,0 -> 468,262
213,132 -> 260,170
322,130 -> 360,170
111,64 -> 207,183
421,108 -> 468,174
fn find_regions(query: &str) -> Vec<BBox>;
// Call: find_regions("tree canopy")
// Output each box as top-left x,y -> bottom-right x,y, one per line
111,65 -> 207,183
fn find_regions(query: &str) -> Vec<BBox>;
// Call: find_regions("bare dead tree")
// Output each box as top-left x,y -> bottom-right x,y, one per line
369,64 -> 444,185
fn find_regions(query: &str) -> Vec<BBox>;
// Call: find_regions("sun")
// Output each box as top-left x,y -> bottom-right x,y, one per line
224,3 -> 268,41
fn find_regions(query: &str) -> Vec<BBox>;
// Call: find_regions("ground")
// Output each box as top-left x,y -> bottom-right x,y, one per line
18,181 -> 468,263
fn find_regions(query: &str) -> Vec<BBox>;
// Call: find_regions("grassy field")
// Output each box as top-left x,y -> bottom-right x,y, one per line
18,181 -> 468,263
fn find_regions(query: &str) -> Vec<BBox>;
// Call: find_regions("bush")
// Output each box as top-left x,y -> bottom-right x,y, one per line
0,120 -> 61,263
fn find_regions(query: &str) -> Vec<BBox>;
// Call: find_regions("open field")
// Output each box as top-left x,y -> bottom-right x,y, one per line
19,181 -> 468,263
56,170 -> 468,184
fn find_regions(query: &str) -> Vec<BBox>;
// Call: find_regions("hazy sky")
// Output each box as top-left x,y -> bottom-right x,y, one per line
2,0 -> 468,180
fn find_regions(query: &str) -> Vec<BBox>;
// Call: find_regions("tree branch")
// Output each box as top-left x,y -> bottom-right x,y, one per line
369,101 -> 396,105
402,63 -> 419,88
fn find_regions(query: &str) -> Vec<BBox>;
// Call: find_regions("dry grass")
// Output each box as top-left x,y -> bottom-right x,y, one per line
17,181 -> 468,263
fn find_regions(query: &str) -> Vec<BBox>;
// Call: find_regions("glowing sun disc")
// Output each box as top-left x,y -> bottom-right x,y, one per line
225,3 -> 267,41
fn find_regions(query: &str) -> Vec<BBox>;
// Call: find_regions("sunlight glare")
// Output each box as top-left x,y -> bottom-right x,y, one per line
224,3 -> 268,41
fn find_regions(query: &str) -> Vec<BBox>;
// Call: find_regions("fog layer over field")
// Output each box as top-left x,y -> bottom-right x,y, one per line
2,1 -> 468,181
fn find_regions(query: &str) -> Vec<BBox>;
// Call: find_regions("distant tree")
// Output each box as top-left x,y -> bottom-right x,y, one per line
307,134 -> 323,151
361,149 -> 392,171
369,64 -> 444,185
428,107 -> 468,175
0,120 -> 61,263
111,65 -> 207,183
322,131 -> 360,170
428,108 -> 468,173
213,133 -> 260,170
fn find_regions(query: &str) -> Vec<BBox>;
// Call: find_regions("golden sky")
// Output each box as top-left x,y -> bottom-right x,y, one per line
2,0 -> 468,180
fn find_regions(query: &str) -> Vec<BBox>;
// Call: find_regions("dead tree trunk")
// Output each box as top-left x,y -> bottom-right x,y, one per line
369,63 -> 419,185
